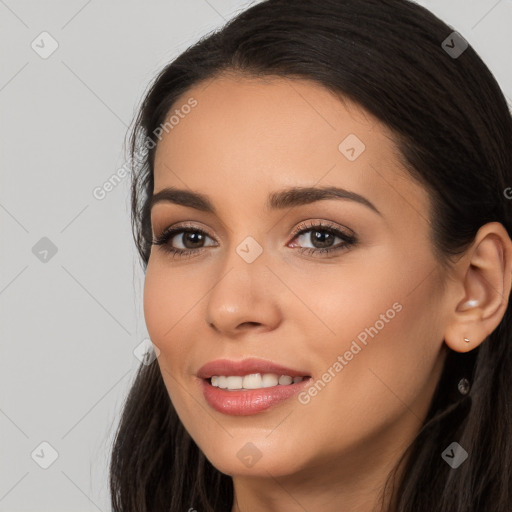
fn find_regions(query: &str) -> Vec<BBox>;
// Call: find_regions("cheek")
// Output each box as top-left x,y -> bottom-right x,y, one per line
143,257 -> 209,402
292,251 -> 446,448
143,261 -> 194,413
143,258 -> 194,353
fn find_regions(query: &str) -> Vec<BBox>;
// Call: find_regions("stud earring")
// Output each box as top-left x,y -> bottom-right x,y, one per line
464,337 -> 470,343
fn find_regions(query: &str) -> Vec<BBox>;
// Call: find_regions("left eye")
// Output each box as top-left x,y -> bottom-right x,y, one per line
290,222 -> 357,255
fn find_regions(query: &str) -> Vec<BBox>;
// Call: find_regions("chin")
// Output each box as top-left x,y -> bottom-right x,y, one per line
199,439 -> 310,478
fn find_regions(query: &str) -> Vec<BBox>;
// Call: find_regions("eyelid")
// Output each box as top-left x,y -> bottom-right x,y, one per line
153,221 -> 214,238
290,219 -> 355,239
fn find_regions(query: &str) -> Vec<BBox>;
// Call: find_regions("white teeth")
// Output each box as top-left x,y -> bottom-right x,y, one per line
279,375 -> 293,385
216,376 -> 227,388
243,373 -> 262,389
261,373 -> 279,387
226,376 -> 243,389
210,373 -> 306,390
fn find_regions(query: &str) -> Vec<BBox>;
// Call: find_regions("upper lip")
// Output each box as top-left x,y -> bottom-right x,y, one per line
197,358 -> 311,379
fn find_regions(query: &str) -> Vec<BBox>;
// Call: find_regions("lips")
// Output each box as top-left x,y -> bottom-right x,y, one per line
197,357 -> 310,379
197,358 -> 312,415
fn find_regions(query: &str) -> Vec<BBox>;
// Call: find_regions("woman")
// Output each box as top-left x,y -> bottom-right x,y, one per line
109,1 -> 512,510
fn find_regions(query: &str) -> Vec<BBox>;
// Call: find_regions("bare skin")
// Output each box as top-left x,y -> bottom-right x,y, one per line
143,74 -> 512,512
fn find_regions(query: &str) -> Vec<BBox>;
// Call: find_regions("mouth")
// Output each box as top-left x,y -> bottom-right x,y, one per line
197,358 -> 313,415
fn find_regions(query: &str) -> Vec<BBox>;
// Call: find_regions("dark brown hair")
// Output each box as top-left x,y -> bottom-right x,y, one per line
110,1 -> 512,510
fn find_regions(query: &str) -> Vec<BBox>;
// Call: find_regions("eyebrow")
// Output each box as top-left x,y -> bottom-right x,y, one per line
150,185 -> 381,216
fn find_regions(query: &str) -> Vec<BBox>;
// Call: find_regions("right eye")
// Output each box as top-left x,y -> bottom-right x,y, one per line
152,224 -> 217,258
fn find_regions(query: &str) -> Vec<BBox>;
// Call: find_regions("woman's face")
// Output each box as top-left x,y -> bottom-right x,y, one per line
144,75 -> 451,481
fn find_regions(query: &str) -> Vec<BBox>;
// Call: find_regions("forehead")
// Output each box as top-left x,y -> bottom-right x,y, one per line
152,75 -> 429,221
154,74 -> 389,172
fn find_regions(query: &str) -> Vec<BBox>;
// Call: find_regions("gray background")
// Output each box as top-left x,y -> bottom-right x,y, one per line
1,1 -> 511,510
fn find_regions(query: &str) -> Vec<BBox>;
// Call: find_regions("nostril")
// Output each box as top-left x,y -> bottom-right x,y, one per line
240,322 -> 261,328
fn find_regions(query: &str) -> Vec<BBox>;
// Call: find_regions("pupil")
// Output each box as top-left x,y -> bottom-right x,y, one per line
184,232 -> 203,248
312,230 -> 333,248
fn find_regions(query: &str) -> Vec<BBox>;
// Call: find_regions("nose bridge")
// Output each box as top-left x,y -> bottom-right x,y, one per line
216,230 -> 268,297
217,206 -> 270,269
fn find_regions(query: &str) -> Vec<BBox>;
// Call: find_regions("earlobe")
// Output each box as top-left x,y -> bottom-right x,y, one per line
443,222 -> 512,353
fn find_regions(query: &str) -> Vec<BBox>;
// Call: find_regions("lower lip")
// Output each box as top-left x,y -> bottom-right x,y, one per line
200,377 -> 312,416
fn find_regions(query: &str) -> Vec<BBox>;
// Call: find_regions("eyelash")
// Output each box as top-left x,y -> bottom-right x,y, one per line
151,220 -> 357,260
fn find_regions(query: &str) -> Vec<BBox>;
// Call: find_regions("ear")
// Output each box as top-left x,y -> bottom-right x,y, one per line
443,222 -> 512,353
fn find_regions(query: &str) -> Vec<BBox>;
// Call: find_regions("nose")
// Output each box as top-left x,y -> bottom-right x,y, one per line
204,249 -> 282,338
